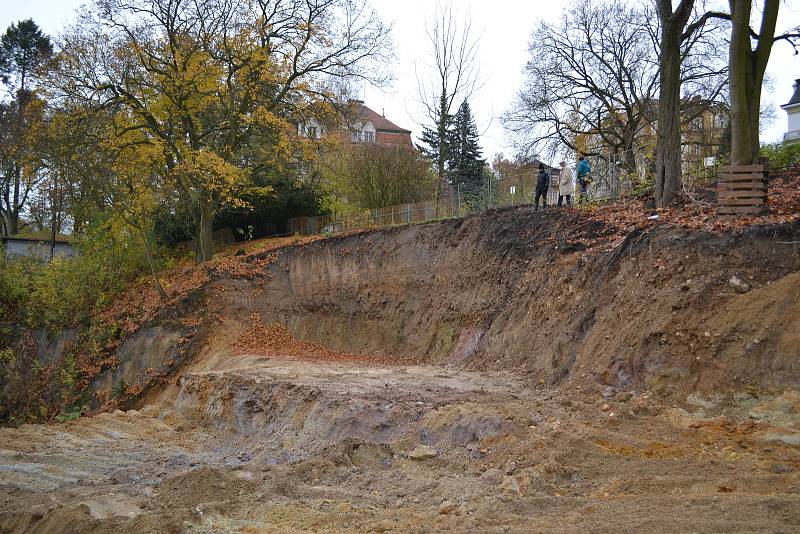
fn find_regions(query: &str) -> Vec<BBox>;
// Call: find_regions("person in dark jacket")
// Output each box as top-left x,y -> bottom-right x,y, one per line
534,163 -> 549,210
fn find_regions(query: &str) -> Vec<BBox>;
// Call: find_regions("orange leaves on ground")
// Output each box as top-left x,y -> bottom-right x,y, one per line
231,313 -> 414,366
543,169 -> 800,254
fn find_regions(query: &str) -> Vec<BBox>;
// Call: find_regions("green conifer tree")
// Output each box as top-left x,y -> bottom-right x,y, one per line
449,100 -> 485,189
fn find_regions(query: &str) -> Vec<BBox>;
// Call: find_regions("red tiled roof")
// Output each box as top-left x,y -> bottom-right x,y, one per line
350,101 -> 412,134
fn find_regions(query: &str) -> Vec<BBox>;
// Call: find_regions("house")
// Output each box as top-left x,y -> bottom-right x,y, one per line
679,97 -> 729,170
1,235 -> 76,260
781,78 -> 800,143
297,99 -> 413,148
579,96 -> 729,177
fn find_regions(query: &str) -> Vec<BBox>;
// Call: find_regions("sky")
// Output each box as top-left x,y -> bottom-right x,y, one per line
2,0 -> 799,164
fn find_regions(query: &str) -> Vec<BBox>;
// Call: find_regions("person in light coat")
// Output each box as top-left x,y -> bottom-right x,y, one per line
557,160 -> 574,206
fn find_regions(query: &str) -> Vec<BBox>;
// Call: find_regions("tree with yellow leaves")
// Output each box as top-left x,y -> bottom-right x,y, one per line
54,0 -> 392,262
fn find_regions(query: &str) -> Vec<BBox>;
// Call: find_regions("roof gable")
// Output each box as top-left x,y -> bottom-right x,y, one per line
348,100 -> 411,134
783,79 -> 800,108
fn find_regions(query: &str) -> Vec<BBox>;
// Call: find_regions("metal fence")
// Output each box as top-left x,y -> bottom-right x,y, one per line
287,168 -> 631,236
288,197 -> 462,236
287,152 -> 722,237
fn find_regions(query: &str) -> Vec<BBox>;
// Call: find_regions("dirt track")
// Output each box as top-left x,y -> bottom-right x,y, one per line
1,206 -> 800,532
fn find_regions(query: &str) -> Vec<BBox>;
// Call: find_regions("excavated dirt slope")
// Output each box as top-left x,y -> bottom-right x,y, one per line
1,205 -> 799,532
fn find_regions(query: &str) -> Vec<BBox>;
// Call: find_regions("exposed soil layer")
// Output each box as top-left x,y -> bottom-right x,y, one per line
1,198 -> 799,532
231,209 -> 800,398
1,354 -> 799,532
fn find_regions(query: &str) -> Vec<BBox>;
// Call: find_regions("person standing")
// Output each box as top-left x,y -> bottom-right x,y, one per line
534,163 -> 550,210
576,155 -> 591,204
557,160 -> 574,206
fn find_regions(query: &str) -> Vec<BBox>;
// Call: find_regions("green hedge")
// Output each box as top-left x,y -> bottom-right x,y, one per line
761,142 -> 800,171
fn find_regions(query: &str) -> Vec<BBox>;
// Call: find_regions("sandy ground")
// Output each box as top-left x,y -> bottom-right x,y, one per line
1,351 -> 799,533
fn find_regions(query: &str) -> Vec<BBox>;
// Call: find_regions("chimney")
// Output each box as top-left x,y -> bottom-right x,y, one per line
347,98 -> 365,105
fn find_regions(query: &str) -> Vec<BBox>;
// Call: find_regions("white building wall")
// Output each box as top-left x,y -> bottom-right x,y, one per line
784,104 -> 800,142
2,239 -> 76,260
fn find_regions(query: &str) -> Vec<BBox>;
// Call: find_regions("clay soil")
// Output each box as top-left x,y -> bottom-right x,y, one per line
1,174 -> 800,532
2,332 -> 799,532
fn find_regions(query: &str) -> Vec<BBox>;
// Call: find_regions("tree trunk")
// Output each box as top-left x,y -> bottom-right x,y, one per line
435,91 -> 447,217
728,0 -> 753,165
7,212 -> 19,235
728,0 -> 779,165
623,143 -> 638,177
8,163 -> 21,234
138,228 -> 167,301
655,0 -> 693,208
196,194 -> 214,263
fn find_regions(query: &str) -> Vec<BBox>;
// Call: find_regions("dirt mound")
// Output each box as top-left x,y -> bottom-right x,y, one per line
155,466 -> 259,512
8,173 -> 800,425
2,363 -> 799,532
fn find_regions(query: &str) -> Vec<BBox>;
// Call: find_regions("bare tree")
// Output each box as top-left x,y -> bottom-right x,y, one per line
416,2 -> 480,212
504,0 -> 660,173
506,0 -> 728,186
654,0 -> 728,207
728,0 -> 799,165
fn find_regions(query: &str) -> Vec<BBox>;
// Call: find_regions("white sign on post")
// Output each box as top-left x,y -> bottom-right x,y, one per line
509,186 -> 516,195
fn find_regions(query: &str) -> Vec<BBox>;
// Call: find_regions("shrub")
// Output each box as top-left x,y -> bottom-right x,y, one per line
2,211 -> 172,330
18,215 -> 155,328
761,142 -> 800,171
0,252 -> 33,324
319,142 -> 436,212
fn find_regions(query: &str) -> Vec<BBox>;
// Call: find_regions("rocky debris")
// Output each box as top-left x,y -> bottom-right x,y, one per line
503,460 -> 518,475
614,391 -> 632,402
480,468 -> 504,485
466,442 -> 483,459
601,387 -> 616,399
729,275 -> 751,294
772,464 -> 795,474
438,500 -> 458,515
407,445 -> 438,460
528,413 -> 544,426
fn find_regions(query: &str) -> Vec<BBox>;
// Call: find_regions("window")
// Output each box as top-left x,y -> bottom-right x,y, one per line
307,126 -> 318,139
351,130 -> 364,142
364,131 -> 375,143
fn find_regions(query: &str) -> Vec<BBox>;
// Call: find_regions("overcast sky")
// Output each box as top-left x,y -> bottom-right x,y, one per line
2,0 -> 799,164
